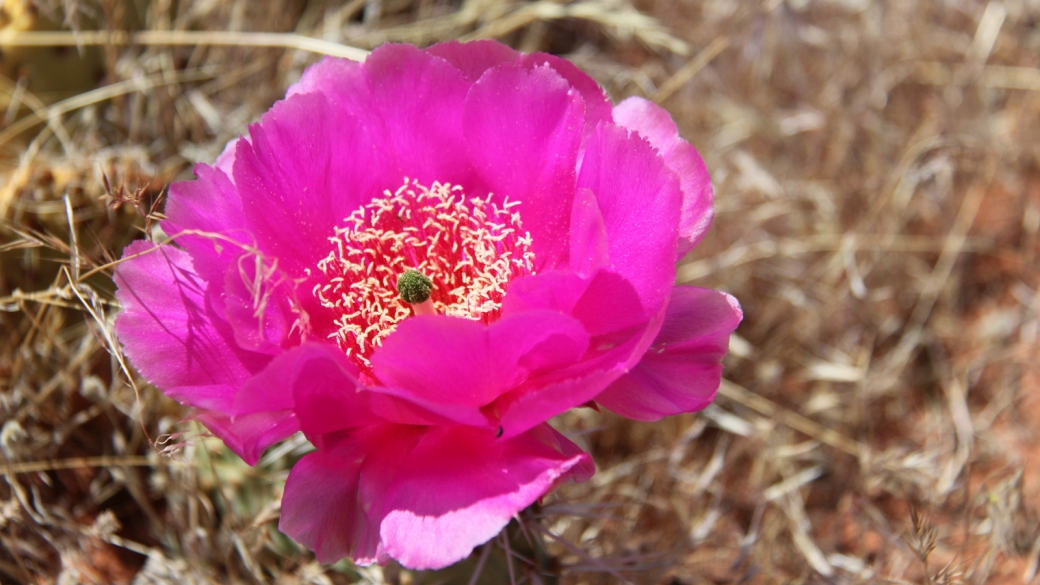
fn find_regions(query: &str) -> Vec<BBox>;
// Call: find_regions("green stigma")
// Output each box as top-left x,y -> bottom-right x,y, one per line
396,269 -> 433,304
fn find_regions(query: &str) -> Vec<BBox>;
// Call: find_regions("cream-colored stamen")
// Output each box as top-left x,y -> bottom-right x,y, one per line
311,179 -> 535,375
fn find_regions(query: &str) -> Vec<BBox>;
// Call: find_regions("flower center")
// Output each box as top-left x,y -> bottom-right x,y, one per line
312,179 -> 535,374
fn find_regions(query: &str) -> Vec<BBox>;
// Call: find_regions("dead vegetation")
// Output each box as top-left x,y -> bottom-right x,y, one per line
1,0 -> 1039,583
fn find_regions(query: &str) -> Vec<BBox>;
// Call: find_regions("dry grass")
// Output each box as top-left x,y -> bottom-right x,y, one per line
1,0 -> 1038,583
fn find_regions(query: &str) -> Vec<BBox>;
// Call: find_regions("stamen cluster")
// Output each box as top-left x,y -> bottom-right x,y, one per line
313,180 -> 535,372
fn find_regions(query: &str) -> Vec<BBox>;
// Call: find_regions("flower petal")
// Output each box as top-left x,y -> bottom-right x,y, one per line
424,39 -> 520,82
352,44 -> 474,186
493,282 -> 667,438
191,409 -> 299,466
568,188 -> 609,277
520,52 -> 612,137
213,136 -> 240,179
427,40 -> 612,136
493,367 -> 619,439
612,97 -> 714,257
464,61 -> 585,271
234,91 -> 384,277
289,44 -> 473,189
114,241 -> 270,412
231,343 -> 487,435
503,268 -> 650,339
371,311 -> 589,409
279,425 -> 423,565
161,163 -> 251,283
220,253 -> 294,354
279,424 -> 590,569
595,286 -> 742,420
379,424 -> 592,569
576,121 -> 683,314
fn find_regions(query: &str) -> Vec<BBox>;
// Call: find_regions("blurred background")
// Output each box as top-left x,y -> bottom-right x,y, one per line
1,0 -> 1038,583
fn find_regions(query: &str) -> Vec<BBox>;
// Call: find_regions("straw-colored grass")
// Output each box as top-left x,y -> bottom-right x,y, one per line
2,0 -> 1038,583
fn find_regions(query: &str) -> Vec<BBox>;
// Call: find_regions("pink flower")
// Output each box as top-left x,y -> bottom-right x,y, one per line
114,40 -> 741,569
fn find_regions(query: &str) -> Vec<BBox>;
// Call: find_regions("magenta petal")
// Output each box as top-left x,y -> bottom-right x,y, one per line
234,92 -> 383,277
114,241 -> 269,412
576,122 -> 683,314
280,425 -> 424,565
233,342 -> 374,435
424,39 -> 521,82
494,269 -> 669,437
504,268 -> 650,335
213,137 -> 240,179
234,343 -> 487,435
288,55 -> 364,100
501,270 -> 591,317
530,422 -> 596,483
494,290 -> 666,438
427,40 -> 611,137
464,62 -> 585,271
596,286 -> 742,420
279,424 -> 590,569
520,52 -> 613,137
568,188 -> 610,277
162,163 -> 250,283
570,269 -> 651,337
220,255 -> 293,354
612,97 -> 714,257
286,343 -> 490,433
354,44 -> 473,186
289,45 -> 473,189
230,343 -> 351,416
192,409 -> 299,466
379,424 -> 592,570
495,368 -> 620,439
371,311 -> 589,408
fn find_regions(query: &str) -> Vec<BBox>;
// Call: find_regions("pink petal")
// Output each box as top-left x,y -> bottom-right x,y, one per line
379,424 -> 592,569
287,54 -> 364,99
351,44 -> 474,187
501,269 -> 591,317
612,97 -> 714,257
161,163 -> 250,283
504,268 -> 650,338
191,409 -> 299,466
463,61 -> 585,271
424,39 -> 521,82
427,40 -> 612,136
568,188 -> 609,277
520,52 -> 612,138
576,122 -> 683,315
280,425 -> 424,565
229,343 -> 347,417
304,354 -> 492,431
493,286 -> 667,438
234,91 -> 384,277
595,286 -> 742,420
220,255 -> 293,354
114,241 -> 270,412
569,269 -> 654,337
280,424 -> 589,568
530,422 -> 596,483
288,45 -> 474,189
493,367 -> 620,439
371,311 -> 589,409
213,137 -> 240,179
232,343 -> 488,434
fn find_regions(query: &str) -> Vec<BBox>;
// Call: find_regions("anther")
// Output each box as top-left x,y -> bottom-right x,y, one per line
313,180 -> 535,375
